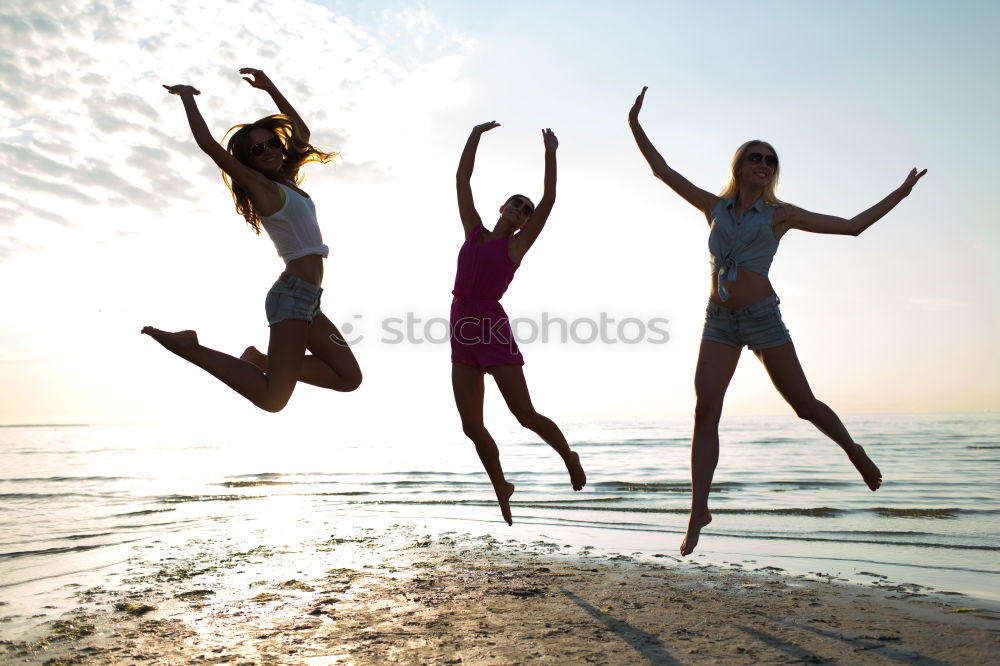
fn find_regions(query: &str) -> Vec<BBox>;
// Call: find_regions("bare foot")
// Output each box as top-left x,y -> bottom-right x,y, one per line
240,346 -> 268,372
845,443 -> 882,491
565,451 -> 586,491
141,327 -> 200,358
680,510 -> 712,556
494,481 -> 515,526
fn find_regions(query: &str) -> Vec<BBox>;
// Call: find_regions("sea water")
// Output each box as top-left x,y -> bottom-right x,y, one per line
1,412 -> 998,639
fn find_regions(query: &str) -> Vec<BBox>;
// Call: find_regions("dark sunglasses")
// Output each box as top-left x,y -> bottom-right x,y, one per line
509,196 -> 534,215
249,137 -> 282,156
747,152 -> 778,168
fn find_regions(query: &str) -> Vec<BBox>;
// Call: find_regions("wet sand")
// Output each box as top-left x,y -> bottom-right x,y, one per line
3,526 -> 998,665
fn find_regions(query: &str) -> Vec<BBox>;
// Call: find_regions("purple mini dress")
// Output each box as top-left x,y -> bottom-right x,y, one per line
450,224 -> 524,373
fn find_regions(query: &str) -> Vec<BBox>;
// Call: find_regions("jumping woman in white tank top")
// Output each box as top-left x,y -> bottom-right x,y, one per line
143,68 -> 361,411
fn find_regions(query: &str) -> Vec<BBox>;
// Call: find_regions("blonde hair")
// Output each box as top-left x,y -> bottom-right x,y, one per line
718,140 -> 783,206
221,114 -> 339,234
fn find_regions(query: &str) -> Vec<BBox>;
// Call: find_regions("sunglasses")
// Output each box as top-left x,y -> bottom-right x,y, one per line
747,152 -> 778,168
508,196 -> 534,215
249,137 -> 282,157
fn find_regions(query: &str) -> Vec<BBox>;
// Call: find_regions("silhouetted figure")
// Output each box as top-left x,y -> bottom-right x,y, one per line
452,122 -> 586,525
144,68 -> 361,410
629,87 -> 926,555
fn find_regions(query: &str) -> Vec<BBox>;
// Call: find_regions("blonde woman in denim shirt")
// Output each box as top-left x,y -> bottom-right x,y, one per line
629,86 -> 926,556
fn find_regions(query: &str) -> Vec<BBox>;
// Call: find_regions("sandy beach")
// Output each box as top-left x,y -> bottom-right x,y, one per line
3,524 -> 997,665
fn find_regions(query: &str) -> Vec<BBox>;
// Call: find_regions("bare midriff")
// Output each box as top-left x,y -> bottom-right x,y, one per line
282,254 -> 324,287
709,268 -> 775,309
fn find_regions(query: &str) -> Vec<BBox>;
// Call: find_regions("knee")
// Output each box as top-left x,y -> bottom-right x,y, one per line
462,422 -> 487,441
341,370 -> 362,392
792,399 -> 822,422
258,395 -> 291,413
512,408 -> 540,430
693,400 -> 723,427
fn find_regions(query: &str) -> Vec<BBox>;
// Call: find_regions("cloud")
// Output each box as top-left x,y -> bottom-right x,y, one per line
0,0 -> 472,261
0,192 -> 72,226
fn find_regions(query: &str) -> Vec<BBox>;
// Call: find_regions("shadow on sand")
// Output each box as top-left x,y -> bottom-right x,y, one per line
561,589 -> 680,665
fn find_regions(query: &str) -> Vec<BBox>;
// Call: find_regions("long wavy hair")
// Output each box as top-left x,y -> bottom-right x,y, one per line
222,114 -> 339,233
718,140 -> 783,206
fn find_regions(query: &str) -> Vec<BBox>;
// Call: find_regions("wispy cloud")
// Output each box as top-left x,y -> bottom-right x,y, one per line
0,0 -> 472,260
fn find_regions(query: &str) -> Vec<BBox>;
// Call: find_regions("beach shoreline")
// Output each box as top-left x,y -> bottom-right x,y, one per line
3,525 -> 997,665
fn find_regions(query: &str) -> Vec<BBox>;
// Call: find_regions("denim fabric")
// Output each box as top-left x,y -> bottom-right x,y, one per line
264,275 -> 322,326
701,295 -> 791,350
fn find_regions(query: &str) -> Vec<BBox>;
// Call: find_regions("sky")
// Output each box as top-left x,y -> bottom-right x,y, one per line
1,0 -> 998,430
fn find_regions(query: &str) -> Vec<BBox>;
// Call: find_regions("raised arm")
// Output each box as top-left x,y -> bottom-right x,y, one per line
456,121 -> 499,236
240,68 -> 311,143
774,168 -> 928,238
163,84 -> 275,201
509,128 -> 558,261
629,87 -> 718,219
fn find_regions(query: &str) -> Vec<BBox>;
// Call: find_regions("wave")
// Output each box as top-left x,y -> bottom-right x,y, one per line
765,480 -> 855,487
512,517 -> 1000,553
159,491 -> 374,504
113,509 -> 176,517
512,504 -> 847,517
592,481 -> 744,493
0,476 -> 134,483
351,499 -> 994,521
813,530 -> 934,537
342,499 -> 845,517
0,543 -> 105,560
704,530 -> 1000,552
0,423 -> 91,429
157,494 -> 264,504
221,480 -> 295,488
868,507 -> 960,519
225,471 -> 472,479
569,438 -> 688,448
0,492 -> 113,499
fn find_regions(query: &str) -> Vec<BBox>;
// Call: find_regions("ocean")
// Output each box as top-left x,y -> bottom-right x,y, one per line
2,412 -> 998,640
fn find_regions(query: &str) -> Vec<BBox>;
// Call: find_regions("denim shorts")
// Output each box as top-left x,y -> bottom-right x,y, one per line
701,294 -> 792,350
264,275 -> 322,326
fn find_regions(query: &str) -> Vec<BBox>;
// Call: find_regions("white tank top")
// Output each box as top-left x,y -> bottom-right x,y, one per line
259,184 -> 329,264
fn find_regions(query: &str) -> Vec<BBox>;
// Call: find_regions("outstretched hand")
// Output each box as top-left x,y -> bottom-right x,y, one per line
163,84 -> 200,97
898,168 -> 928,197
473,121 -> 500,134
239,67 -> 275,91
542,127 -> 558,151
628,86 -> 648,124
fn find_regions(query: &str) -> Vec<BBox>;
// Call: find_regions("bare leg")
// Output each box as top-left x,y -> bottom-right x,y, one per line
240,345 -> 268,370
142,321 -> 308,412
754,343 -> 881,490
238,314 -> 362,392
490,364 -> 586,491
452,363 -> 515,525
683,341 -> 742,556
